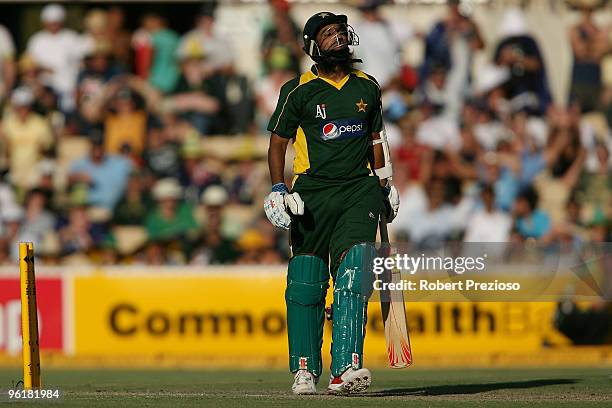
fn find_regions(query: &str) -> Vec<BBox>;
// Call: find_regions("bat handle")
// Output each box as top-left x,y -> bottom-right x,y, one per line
379,213 -> 389,244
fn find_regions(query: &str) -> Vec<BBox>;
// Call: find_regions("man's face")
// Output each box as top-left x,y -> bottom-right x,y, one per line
91,144 -> 105,162
481,189 -> 494,210
430,69 -> 446,89
115,96 -> 134,113
15,105 -> 31,119
28,192 -> 46,211
448,1 -> 461,18
514,198 -> 529,217
89,55 -> 108,72
316,23 -> 348,53
44,22 -> 63,34
143,15 -> 162,31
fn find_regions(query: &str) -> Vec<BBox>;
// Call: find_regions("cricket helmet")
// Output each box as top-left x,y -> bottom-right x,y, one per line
302,12 -> 360,64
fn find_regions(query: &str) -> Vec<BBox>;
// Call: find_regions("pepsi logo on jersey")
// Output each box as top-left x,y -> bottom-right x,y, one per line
320,119 -> 365,141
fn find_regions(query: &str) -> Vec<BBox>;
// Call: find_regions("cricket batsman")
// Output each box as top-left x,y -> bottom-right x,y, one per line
264,12 -> 399,395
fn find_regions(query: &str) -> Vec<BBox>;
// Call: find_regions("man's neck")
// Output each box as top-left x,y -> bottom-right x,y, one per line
316,64 -> 350,82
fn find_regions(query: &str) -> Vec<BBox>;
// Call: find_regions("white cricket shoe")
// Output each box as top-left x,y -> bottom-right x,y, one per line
291,369 -> 317,395
327,367 -> 372,395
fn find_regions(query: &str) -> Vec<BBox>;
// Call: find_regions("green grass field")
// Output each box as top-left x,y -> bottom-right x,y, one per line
0,367 -> 610,407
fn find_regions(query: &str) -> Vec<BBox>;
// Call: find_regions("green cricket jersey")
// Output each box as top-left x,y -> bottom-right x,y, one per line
267,65 -> 383,180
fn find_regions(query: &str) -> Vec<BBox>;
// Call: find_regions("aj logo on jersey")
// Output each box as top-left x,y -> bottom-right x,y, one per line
315,104 -> 327,119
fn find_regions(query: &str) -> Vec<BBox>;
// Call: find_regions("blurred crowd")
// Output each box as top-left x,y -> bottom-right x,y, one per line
382,0 -> 611,249
0,0 -> 610,266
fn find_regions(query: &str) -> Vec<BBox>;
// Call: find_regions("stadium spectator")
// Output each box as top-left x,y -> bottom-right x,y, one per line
132,12 -> 180,94
535,107 -> 586,223
0,23 -> 16,102
83,9 -> 109,43
1,86 -> 53,189
414,65 -> 449,111
401,179 -> 468,248
30,159 -> 58,210
0,237 -> 9,265
191,185 -> 239,265
512,107 -> 572,188
145,178 -> 199,241
68,131 -> 132,210
106,6 -> 132,70
393,112 -> 430,182
170,49 -> 222,134
261,0 -> 302,76
213,64 -> 254,135
3,205 -> 23,260
142,240 -> 168,265
420,0 -> 483,104
471,63 -> 511,126
177,7 -> 252,135
228,158 -> 267,205
177,2 -> 234,75
493,7 -> 551,116
200,184 -> 230,232
103,86 -> 148,155
27,4 -> 93,112
0,176 -> 20,228
456,114 -> 484,166
513,185 -> 552,240
76,41 -> 123,133
415,102 -> 461,151
181,136 -> 222,202
16,54 -> 43,90
235,228 -> 282,265
15,54 -> 59,123
464,184 -> 512,242
255,48 -> 294,131
478,148 -> 521,213
353,0 -> 415,91
0,180 -> 19,264
57,197 -> 109,256
113,171 -> 154,225
541,194 -> 589,246
15,188 -> 56,253
578,141 -> 611,220
143,118 -> 185,179
568,2 -> 610,112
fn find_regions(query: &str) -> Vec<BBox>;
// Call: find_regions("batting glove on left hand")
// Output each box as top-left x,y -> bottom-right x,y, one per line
264,183 -> 304,230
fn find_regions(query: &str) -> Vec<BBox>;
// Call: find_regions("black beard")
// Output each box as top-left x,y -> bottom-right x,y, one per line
317,48 -> 354,72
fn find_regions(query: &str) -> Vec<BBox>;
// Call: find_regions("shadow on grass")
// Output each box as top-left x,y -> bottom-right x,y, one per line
366,379 -> 579,397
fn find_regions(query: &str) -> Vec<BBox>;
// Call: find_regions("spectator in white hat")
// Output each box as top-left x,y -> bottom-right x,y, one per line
145,178 -> 199,241
190,185 -> 239,265
26,3 -> 93,112
1,87 -> 53,189
200,185 -> 229,231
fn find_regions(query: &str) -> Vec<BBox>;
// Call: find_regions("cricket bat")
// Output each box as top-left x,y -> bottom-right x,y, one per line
379,215 -> 413,368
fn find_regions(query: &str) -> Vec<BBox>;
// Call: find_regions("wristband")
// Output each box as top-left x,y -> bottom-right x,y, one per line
271,183 -> 289,194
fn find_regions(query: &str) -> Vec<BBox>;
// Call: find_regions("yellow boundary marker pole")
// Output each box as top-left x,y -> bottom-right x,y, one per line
19,242 -> 41,389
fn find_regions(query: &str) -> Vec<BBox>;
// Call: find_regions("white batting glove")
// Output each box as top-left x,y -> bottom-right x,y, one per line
383,182 -> 400,223
284,191 -> 305,216
264,184 -> 304,230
